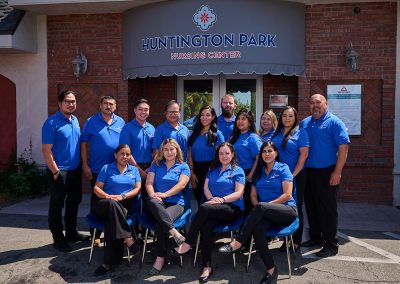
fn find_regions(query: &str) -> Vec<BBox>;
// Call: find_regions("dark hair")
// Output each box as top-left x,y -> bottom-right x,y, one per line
165,100 -> 181,111
271,106 -> 299,149
253,141 -> 279,182
229,108 -> 257,144
100,95 -> 115,103
58,90 -> 78,103
210,142 -> 238,170
114,144 -> 130,154
188,105 -> 218,147
134,98 -> 149,109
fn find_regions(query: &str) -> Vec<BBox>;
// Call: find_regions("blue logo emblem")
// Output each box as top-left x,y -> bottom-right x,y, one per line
193,5 -> 217,31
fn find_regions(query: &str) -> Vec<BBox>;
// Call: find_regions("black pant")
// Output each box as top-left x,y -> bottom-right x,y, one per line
293,169 -> 306,245
192,161 -> 211,205
92,198 -> 133,265
145,199 -> 184,257
47,166 -> 82,243
243,168 -> 253,216
186,203 -> 242,267
237,203 -> 297,270
137,162 -> 151,202
304,166 -> 338,246
89,173 -> 102,239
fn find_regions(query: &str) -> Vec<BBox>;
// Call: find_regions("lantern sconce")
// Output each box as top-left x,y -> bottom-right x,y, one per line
71,49 -> 87,80
346,42 -> 359,73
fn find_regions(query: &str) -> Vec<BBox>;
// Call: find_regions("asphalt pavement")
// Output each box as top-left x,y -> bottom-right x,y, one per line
0,194 -> 399,284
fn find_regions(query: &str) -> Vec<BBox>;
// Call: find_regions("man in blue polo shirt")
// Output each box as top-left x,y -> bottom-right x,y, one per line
217,94 -> 237,141
81,95 -> 125,245
301,94 -> 350,258
152,100 -> 190,161
42,90 -> 89,252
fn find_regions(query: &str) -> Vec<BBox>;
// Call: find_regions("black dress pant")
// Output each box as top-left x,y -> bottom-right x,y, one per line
304,166 -> 338,246
237,203 -> 297,270
293,169 -> 306,245
145,198 -> 184,257
192,161 -> 211,205
89,173 -> 102,239
243,168 -> 254,216
47,166 -> 82,243
186,203 -> 242,267
92,198 -> 133,265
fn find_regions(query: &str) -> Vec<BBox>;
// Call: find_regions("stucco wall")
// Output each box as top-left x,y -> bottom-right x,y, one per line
0,14 -> 47,164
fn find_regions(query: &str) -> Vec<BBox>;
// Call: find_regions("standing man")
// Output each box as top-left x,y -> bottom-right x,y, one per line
119,98 -> 155,197
217,93 -> 237,141
42,90 -> 89,252
81,95 -> 125,244
152,100 -> 190,161
301,94 -> 350,257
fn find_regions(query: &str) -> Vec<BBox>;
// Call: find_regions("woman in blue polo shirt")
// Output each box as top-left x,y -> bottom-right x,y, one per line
91,144 -> 141,276
219,141 -> 297,284
229,108 -> 263,216
145,138 -> 190,275
271,106 -> 309,251
259,110 -> 278,142
188,105 -> 225,204
174,142 -> 245,283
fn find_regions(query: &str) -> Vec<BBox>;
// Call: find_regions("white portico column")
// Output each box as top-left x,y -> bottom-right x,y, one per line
393,2 -> 400,207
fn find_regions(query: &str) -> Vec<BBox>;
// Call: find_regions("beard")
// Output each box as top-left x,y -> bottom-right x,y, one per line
221,108 -> 233,118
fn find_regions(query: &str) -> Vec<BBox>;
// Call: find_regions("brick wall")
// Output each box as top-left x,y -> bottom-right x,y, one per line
298,2 -> 397,203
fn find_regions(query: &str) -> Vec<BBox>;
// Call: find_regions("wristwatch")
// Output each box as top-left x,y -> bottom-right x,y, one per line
121,193 -> 127,200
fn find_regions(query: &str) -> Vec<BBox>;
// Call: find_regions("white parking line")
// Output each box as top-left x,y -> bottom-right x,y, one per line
301,231 -> 400,264
383,232 -> 400,240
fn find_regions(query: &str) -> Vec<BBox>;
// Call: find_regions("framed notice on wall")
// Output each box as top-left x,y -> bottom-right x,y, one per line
327,84 -> 362,135
269,94 -> 288,108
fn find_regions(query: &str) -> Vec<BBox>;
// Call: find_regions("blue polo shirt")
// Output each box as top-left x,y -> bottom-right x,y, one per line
148,161 -> 190,206
152,121 -> 190,161
96,162 -> 141,195
190,130 -> 225,162
271,128 -> 309,172
232,131 -> 263,170
207,165 -> 245,210
81,112 -> 125,173
254,162 -> 296,207
301,111 -> 350,169
119,119 -> 155,164
260,129 -> 275,142
217,115 -> 236,141
42,111 -> 80,170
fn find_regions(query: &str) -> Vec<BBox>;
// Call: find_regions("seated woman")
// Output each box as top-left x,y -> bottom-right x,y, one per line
145,138 -> 190,275
174,142 -> 245,283
219,141 -> 297,284
91,144 -> 142,276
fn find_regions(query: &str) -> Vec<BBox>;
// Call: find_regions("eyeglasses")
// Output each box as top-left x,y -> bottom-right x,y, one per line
166,111 -> 180,115
63,100 -> 76,105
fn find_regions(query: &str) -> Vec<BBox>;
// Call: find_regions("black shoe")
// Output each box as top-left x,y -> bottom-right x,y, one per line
301,239 -> 324,248
53,241 -> 72,252
65,232 -> 91,242
199,268 -> 213,283
218,244 -> 241,254
94,265 -> 111,276
316,245 -> 338,258
259,266 -> 278,284
128,242 -> 140,255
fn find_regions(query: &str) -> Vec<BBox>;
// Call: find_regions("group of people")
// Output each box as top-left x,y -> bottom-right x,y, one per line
41,90 -> 349,284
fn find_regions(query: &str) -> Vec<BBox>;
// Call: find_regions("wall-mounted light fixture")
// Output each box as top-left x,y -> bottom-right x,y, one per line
346,42 -> 359,73
71,49 -> 87,80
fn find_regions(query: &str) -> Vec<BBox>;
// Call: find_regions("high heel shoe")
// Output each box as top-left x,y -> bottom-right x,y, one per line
199,268 -> 213,283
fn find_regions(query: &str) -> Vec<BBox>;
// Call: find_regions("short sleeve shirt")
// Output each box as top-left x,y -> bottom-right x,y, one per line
42,111 -> 81,170
271,128 -> 309,172
97,162 -> 141,195
207,165 -> 245,210
301,111 -> 350,168
148,161 -> 190,206
190,130 -> 225,162
260,129 -> 275,142
217,115 -> 236,141
81,112 -> 125,173
254,162 -> 296,207
152,121 -> 190,161
232,131 -> 263,170
119,119 -> 155,164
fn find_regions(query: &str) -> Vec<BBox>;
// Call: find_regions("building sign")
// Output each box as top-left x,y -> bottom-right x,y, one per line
269,94 -> 288,108
123,0 -> 305,78
327,84 -> 362,135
